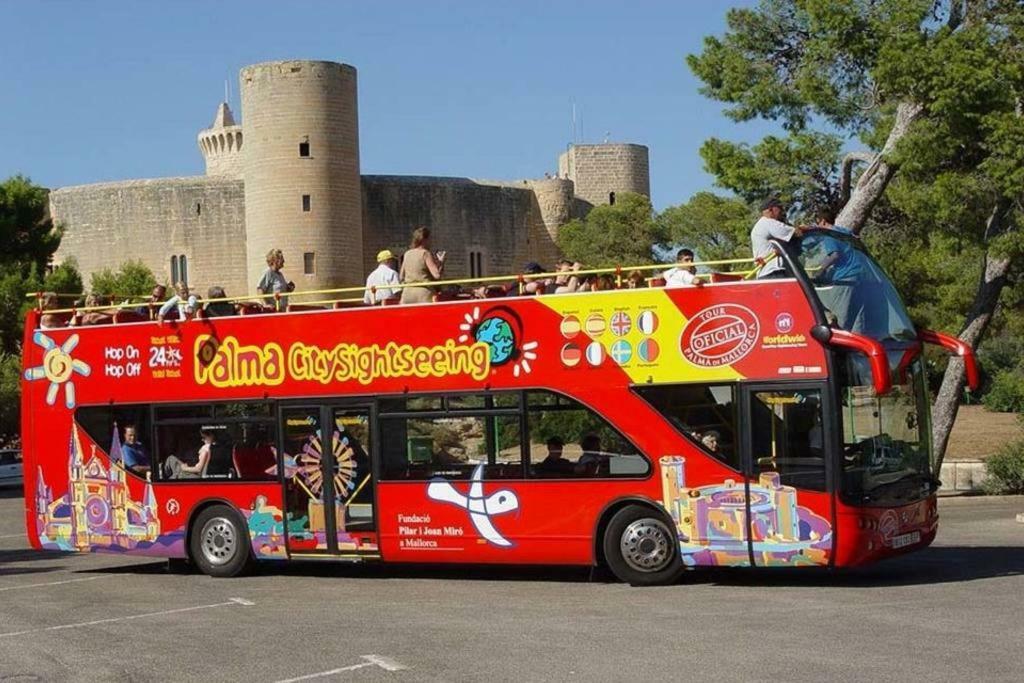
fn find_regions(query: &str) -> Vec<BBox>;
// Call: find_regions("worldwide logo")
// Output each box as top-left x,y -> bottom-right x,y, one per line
775,312 -> 794,334
680,304 -> 760,368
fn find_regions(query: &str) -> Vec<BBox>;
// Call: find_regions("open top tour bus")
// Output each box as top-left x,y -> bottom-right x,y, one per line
20,232 -> 977,584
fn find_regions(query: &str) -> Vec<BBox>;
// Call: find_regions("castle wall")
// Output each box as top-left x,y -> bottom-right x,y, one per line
558,143 -> 650,208
50,177 -> 248,296
241,60 -> 362,290
361,176 -> 562,279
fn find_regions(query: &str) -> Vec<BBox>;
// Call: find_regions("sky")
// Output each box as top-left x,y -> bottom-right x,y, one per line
0,0 -> 776,210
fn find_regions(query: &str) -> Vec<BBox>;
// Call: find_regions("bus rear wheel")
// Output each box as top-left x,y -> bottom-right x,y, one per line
189,505 -> 252,578
603,505 -> 682,586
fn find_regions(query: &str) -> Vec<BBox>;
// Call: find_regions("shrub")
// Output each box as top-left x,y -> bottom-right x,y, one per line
983,439 -> 1024,494
981,369 -> 1024,413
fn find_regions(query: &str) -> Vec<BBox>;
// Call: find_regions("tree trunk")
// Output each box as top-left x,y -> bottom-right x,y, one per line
836,101 -> 925,233
931,249 -> 1012,475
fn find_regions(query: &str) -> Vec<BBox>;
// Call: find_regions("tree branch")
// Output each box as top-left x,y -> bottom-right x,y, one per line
839,151 -> 876,205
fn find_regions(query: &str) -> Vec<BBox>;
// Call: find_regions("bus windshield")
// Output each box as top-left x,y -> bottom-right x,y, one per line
839,351 -> 934,505
793,230 -> 916,342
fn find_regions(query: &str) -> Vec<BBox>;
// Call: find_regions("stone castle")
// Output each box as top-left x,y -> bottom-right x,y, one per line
50,60 -> 651,297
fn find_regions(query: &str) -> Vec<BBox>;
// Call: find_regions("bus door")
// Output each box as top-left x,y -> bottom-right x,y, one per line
741,383 -> 835,567
280,404 -> 378,558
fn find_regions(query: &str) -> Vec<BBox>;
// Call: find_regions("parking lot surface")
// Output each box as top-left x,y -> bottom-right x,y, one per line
1,488 -> 1022,682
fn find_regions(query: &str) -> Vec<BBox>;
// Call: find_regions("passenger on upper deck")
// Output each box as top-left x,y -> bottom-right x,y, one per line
204,286 -> 236,317
663,248 -> 705,287
625,270 -> 646,289
364,250 -> 400,304
137,285 -> 167,319
553,260 -> 582,294
158,282 -> 198,322
74,294 -> 114,326
400,227 -> 445,304
257,249 -> 295,309
752,198 -> 804,278
39,292 -> 64,329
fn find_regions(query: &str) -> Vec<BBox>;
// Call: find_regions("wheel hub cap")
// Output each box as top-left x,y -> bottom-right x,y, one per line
621,518 -> 673,573
201,517 -> 237,566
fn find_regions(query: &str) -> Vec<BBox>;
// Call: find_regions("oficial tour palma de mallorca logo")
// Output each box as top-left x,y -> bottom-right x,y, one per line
680,304 -> 760,368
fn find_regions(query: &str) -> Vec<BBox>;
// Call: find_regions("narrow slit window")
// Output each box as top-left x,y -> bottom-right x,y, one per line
302,194 -> 311,212
303,252 -> 315,275
179,255 -> 188,285
170,255 -> 179,285
609,191 -> 616,205
299,141 -> 310,157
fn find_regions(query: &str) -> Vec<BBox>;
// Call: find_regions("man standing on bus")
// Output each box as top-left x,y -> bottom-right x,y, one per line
364,250 -> 401,304
752,198 -> 803,278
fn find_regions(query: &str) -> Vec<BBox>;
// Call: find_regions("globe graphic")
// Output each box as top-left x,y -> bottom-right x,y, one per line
475,317 -> 515,364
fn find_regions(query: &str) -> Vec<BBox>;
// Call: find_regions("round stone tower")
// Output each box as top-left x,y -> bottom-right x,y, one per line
557,143 -> 650,208
198,103 -> 244,177
525,178 -> 574,267
240,60 -> 362,293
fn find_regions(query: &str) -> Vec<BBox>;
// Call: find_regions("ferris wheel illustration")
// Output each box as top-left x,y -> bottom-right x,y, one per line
289,421 -> 358,502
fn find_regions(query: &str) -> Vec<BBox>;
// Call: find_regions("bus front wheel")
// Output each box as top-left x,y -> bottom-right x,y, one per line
603,505 -> 682,586
189,505 -> 252,578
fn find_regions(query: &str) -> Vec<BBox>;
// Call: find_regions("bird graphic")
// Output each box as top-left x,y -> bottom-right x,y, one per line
426,464 -> 519,547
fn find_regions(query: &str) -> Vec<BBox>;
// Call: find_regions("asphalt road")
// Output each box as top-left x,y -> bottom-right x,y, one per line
1,488 -> 1022,682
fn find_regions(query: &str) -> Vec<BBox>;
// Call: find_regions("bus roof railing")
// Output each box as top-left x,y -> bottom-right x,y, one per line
27,256 -> 763,317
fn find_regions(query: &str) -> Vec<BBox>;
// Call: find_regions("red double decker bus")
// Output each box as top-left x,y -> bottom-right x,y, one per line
20,233 -> 977,584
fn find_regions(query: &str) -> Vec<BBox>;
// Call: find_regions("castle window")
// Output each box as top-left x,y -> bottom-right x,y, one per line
303,252 -> 315,275
468,249 -> 485,279
302,194 -> 311,212
170,256 -> 179,285
179,255 -> 188,286
196,202 -> 201,216
299,141 -> 310,158
609,192 -> 616,205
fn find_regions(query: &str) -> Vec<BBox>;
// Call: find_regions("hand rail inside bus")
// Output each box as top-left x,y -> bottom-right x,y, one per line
26,256 -> 762,318
917,328 -> 981,392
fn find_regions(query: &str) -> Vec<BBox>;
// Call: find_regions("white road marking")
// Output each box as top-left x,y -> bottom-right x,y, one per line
0,533 -> 26,539
0,575 -> 109,592
0,597 -> 254,638
275,655 -> 408,682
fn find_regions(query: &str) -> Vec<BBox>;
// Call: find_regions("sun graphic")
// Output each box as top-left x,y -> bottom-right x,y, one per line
289,425 -> 358,501
457,306 -> 539,377
23,332 -> 91,409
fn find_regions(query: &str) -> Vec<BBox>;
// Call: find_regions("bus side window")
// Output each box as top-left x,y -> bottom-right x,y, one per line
750,389 -> 826,492
633,384 -> 740,472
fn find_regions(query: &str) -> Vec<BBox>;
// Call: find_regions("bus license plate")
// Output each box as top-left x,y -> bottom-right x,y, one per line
890,531 -> 921,549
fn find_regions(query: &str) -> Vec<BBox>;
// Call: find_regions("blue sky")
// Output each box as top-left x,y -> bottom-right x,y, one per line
0,0 -> 774,210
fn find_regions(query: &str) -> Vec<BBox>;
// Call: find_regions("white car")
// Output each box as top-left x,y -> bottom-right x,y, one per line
0,449 -> 22,488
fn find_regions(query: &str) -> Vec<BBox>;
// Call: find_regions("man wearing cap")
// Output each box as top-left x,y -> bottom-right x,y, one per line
751,198 -> 804,278
364,250 -> 401,304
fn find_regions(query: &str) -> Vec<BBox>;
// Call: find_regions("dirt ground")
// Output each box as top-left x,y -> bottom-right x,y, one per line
944,404 -> 1023,460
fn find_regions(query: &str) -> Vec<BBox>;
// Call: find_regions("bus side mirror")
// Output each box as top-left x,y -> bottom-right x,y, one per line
917,329 -> 981,392
811,325 -> 892,395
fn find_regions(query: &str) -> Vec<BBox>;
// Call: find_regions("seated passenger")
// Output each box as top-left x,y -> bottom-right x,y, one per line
204,286 -> 236,317
364,250 -> 401,304
158,282 -> 198,322
163,428 -> 214,479
625,270 -> 646,289
121,424 -> 150,476
553,260 -> 582,294
75,294 -> 114,326
535,437 -> 577,476
521,262 -> 554,295
577,434 -> 607,474
700,429 -> 720,454
39,292 -> 65,329
663,249 -> 704,287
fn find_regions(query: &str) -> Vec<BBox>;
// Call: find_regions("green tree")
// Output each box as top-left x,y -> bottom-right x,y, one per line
90,259 -> 159,298
556,193 -> 664,267
0,175 -> 60,276
688,0 -> 1024,469
656,192 -> 754,263
43,257 -> 84,297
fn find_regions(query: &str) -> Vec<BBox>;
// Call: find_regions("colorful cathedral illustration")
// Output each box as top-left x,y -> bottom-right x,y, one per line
35,424 -> 160,551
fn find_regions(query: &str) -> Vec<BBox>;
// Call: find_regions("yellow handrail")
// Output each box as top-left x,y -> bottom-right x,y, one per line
28,255 -> 761,316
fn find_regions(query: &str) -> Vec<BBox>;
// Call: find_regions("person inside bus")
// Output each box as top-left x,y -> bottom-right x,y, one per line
121,424 -> 151,476
577,434 -> 607,475
663,248 -> 706,287
364,249 -> 401,304
535,436 -> 577,476
700,429 -> 720,454
163,428 -> 215,479
752,197 -> 804,278
158,282 -> 199,322
204,286 -> 236,317
400,226 -> 446,304
257,248 -> 295,309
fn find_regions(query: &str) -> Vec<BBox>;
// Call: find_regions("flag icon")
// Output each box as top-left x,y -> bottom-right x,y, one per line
637,338 -> 660,363
585,341 -> 605,366
637,310 -> 658,335
611,340 -> 632,365
560,343 -> 582,367
610,311 -> 632,337
585,314 -> 606,337
560,315 -> 581,339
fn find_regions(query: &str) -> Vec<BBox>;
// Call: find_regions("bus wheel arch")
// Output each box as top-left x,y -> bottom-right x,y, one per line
595,499 -> 682,586
185,499 -> 253,578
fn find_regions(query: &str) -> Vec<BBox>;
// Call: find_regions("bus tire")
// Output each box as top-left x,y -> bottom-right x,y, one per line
189,505 -> 252,578
602,505 -> 682,586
